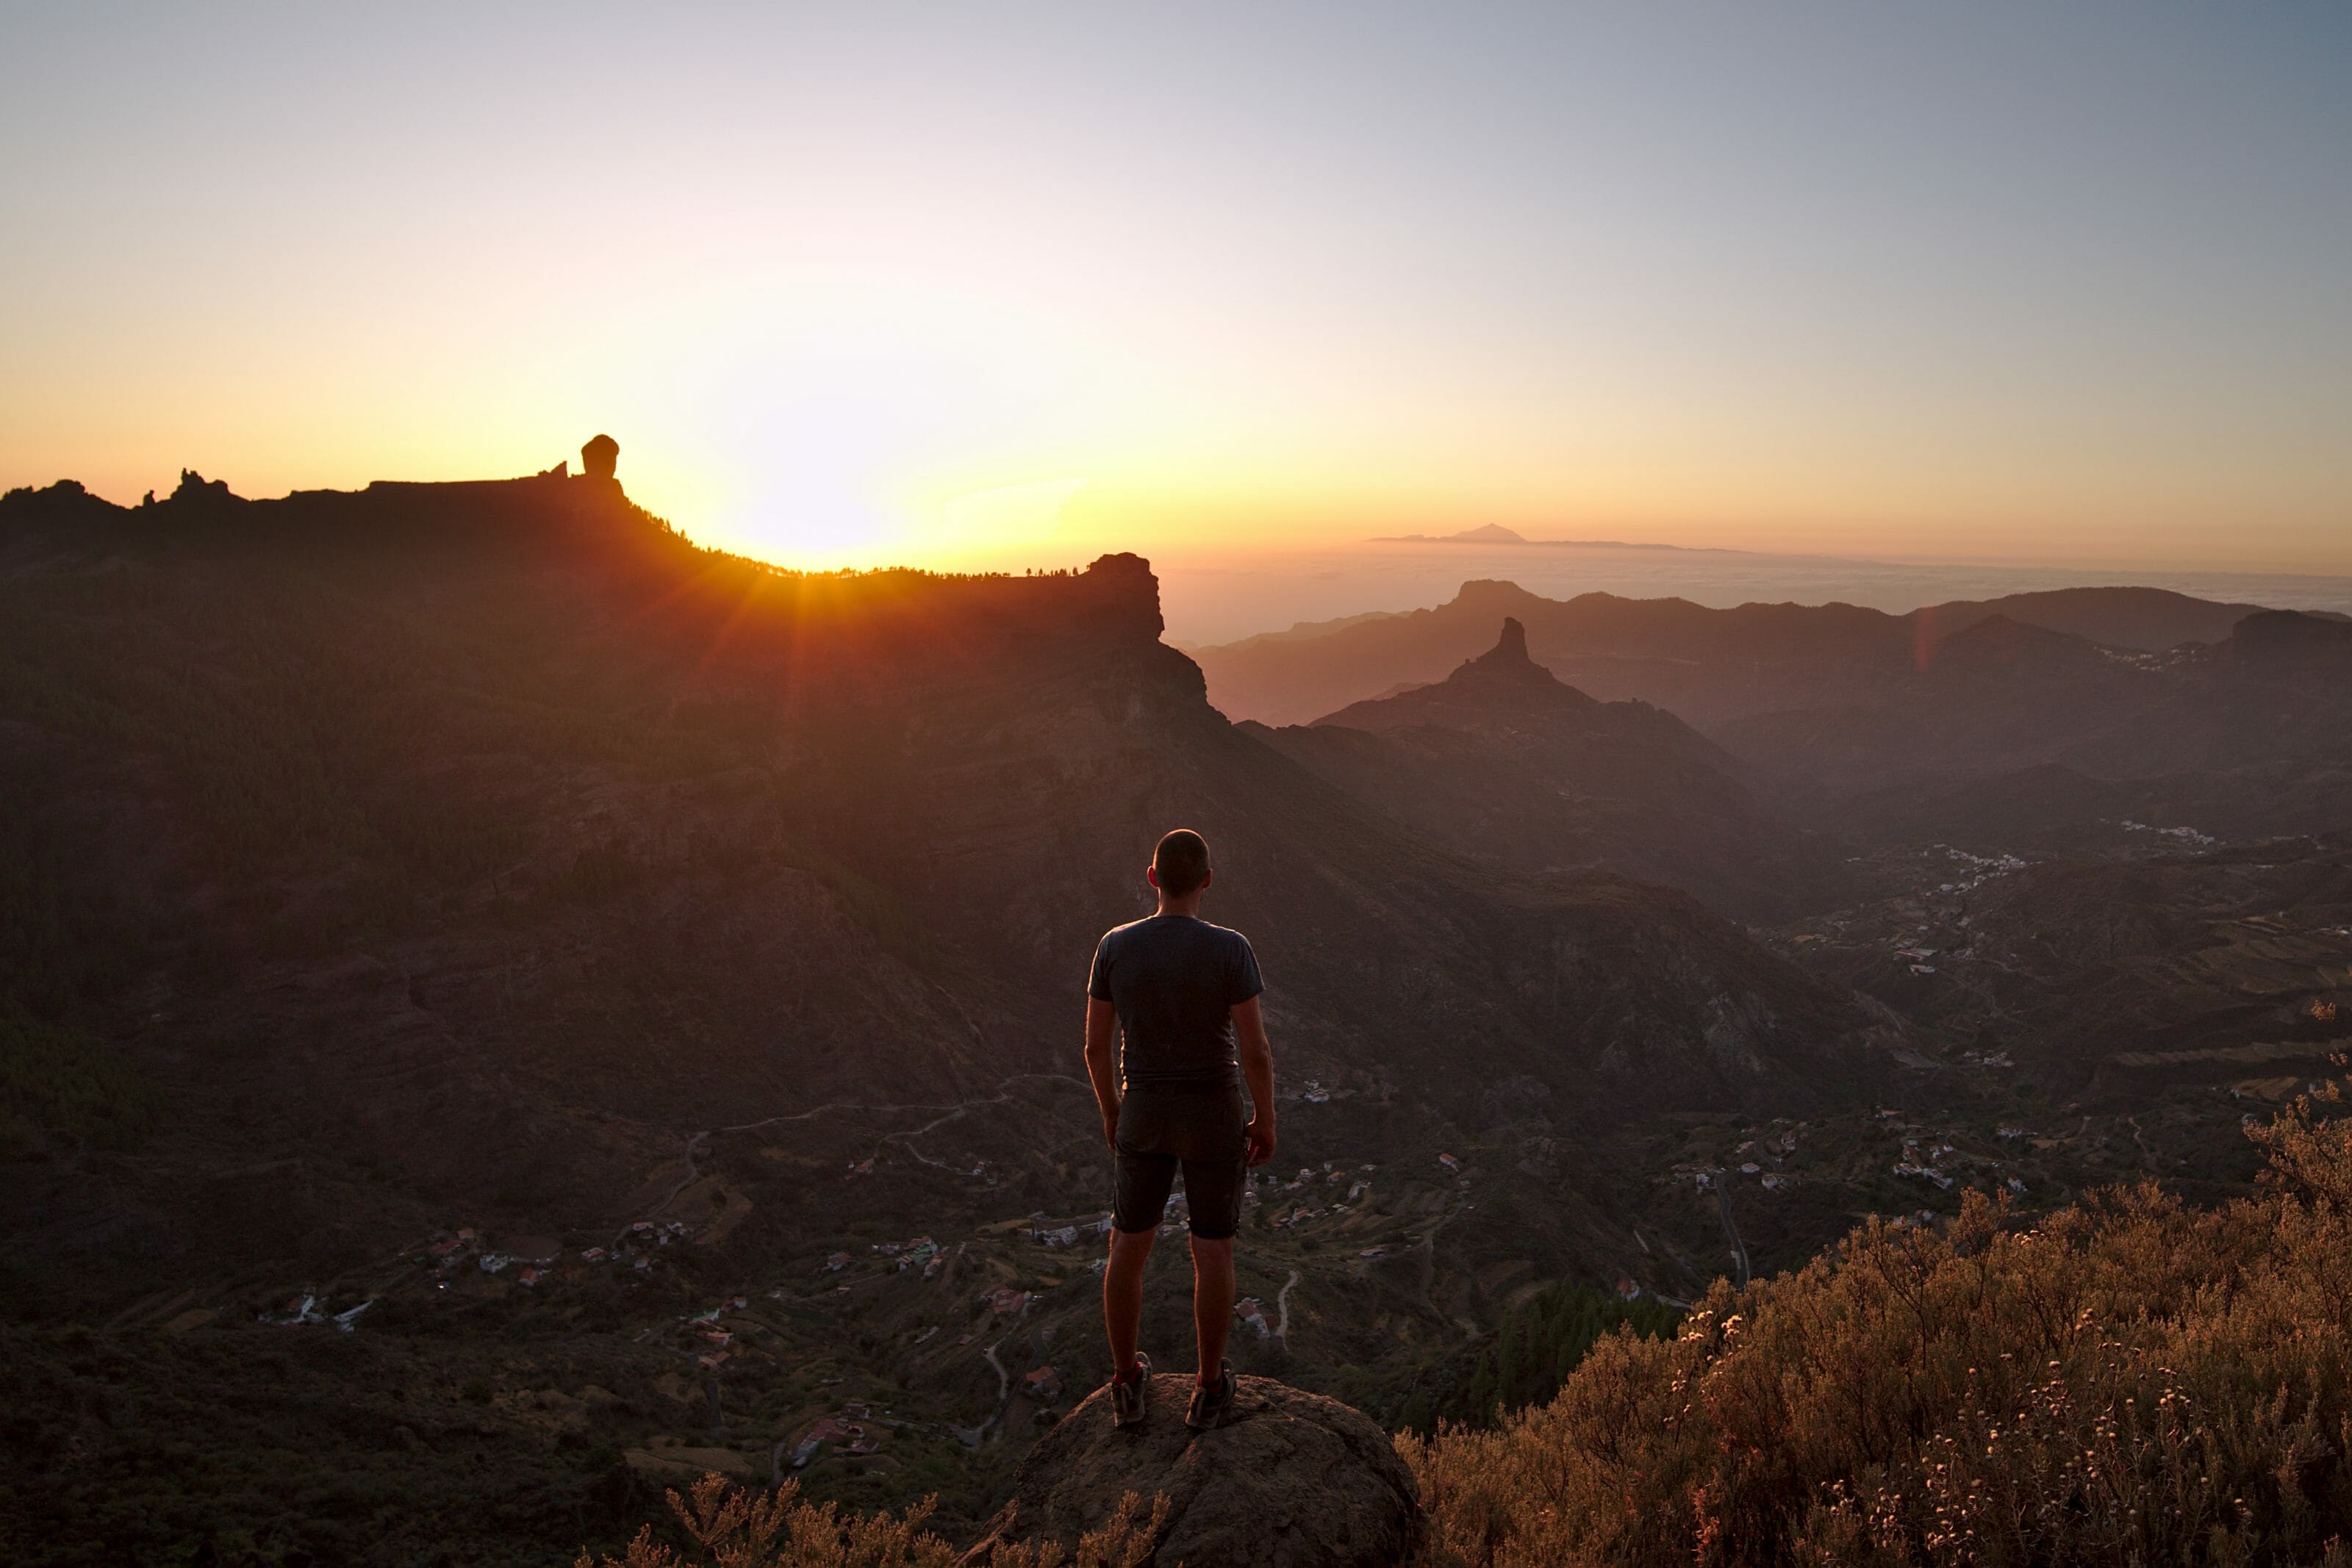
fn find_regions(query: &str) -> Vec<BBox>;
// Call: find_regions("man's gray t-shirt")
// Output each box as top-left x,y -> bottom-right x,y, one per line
1086,915 -> 1263,1090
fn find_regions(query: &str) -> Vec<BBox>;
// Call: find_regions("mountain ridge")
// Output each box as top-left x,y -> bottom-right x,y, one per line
1188,578 -> 2299,729
0,466 -> 1893,1313
1248,618 -> 1833,921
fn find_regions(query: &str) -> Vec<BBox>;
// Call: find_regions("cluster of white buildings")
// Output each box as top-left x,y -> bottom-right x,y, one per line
2120,821 -> 2215,846
262,1292 -> 373,1332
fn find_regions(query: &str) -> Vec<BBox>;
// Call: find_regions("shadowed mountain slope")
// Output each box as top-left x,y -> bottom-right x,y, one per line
1247,619 -> 1833,922
0,469 -> 1893,1316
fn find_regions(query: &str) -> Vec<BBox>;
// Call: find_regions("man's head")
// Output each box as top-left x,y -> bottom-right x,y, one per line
1148,828 -> 1212,902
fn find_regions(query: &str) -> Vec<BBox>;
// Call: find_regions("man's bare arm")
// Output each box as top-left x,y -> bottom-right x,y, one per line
1233,995 -> 1277,1167
1083,996 -> 1121,1149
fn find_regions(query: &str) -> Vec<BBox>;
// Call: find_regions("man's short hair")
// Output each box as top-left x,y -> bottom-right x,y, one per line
1152,829 -> 1211,898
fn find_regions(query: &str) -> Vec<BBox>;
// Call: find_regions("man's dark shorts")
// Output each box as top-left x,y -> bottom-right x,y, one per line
1114,1085 -> 1247,1240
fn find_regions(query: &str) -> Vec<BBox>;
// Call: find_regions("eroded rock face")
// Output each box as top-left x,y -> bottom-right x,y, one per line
964,1373 -> 1421,1568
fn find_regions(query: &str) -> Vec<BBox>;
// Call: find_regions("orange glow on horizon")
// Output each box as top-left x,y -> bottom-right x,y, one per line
4,10 -> 2348,586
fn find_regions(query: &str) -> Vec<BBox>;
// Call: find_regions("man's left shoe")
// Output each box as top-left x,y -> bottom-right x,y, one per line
1184,1361 -> 1236,1431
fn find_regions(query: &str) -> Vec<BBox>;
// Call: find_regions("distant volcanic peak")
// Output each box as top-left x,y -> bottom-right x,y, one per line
1372,522 -> 1529,544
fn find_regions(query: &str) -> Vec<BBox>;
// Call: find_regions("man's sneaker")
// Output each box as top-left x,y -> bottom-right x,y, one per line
1111,1352 -> 1152,1429
1185,1362 -> 1236,1431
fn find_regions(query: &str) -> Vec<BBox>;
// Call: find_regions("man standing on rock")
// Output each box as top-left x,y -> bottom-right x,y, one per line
1085,828 -> 1277,1431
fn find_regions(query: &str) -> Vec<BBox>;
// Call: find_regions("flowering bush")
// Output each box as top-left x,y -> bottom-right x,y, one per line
1407,1086 -> 2352,1566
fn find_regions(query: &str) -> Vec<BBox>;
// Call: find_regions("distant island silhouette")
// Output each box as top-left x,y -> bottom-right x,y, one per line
1372,523 -> 1531,544
1370,523 -> 1731,551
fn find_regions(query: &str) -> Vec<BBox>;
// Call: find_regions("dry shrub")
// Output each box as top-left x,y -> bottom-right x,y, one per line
1407,1087 -> 2352,1567
576,1473 -> 1166,1568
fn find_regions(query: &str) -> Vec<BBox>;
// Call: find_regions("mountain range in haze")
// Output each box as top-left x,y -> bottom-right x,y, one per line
1197,579 -> 2293,717
1190,578 -> 2352,842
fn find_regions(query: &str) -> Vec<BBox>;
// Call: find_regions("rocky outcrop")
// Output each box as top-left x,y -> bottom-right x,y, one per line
581,432 -> 620,479
963,1373 -> 1421,1568
1463,613 -> 1535,674
1258,618 -> 1834,927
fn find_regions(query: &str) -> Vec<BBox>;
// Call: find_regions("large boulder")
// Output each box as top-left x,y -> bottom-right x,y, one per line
964,1373 -> 1421,1567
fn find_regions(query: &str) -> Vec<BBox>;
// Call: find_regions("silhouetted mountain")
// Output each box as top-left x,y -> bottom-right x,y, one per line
1191,580 -> 2287,730
1190,579 -> 2352,846
1912,585 -> 2270,652
1192,579 -> 1940,728
1246,619 -> 1831,921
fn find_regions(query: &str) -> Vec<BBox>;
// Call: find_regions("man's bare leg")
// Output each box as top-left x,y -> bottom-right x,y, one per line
1190,1235 -> 1235,1381
1104,1227 -> 1155,1376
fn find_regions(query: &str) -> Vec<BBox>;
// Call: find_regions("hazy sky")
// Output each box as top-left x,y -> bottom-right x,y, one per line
4,3 -> 2348,572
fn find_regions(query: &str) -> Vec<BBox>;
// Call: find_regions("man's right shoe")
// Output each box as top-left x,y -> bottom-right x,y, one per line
1111,1351 -> 1152,1429
1185,1361 -> 1236,1431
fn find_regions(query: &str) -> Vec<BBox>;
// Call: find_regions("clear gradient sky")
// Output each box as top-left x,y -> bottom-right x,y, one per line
4,4 -> 2348,572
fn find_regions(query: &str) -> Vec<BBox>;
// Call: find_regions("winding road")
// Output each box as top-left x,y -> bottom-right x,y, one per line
981,1338 -> 1011,1404
1273,1268 -> 1301,1343
1712,1176 -> 1751,1287
617,1072 -> 1098,1239
718,1073 -> 1094,1139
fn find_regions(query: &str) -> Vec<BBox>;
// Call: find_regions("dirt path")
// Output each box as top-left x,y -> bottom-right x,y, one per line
1273,1268 -> 1302,1343
1713,1178 -> 1751,1287
652,1132 -> 709,1212
881,1104 -> 992,1171
978,1336 -> 1018,1443
717,1073 -> 1093,1138
728,1071 -> 1094,1170
981,1338 -> 1011,1404
619,1073 -> 1097,1238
